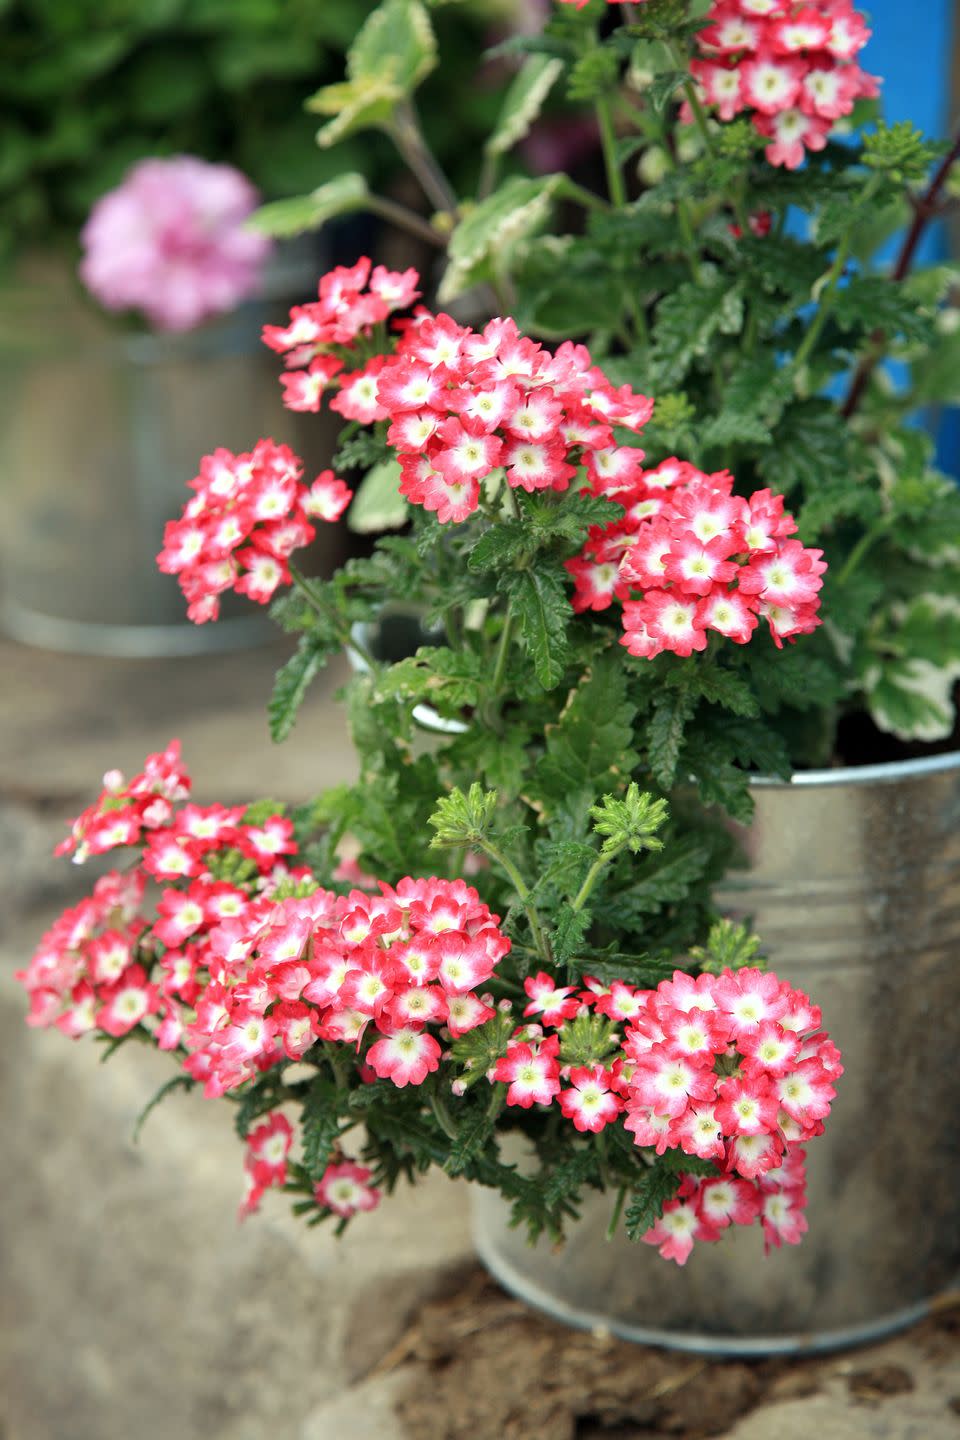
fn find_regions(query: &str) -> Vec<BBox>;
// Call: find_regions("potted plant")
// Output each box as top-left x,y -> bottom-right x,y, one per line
0,0 -> 509,654
16,0 -> 960,1356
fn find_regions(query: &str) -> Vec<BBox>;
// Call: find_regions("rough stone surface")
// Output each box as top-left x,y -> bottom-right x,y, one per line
3,635 -> 960,1439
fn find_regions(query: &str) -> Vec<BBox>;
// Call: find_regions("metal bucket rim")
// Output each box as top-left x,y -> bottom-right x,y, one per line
753,748 -> 960,790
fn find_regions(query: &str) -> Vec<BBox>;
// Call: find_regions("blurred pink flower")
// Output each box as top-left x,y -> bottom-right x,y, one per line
79,156 -> 273,332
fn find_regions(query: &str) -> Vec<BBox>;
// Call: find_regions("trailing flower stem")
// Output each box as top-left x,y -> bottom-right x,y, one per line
367,194 -> 447,249
288,561 -> 378,673
793,175 -> 884,381
606,1182 -> 628,1241
389,101 -> 459,217
596,93 -> 628,209
481,839 -> 552,965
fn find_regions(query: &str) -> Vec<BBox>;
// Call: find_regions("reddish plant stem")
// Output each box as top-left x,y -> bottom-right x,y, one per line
841,124 -> 960,420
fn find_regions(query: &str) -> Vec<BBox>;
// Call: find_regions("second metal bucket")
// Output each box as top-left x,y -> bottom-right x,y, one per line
472,751 -> 960,1354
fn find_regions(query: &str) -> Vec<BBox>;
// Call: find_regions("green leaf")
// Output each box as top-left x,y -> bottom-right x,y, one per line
533,653 -> 639,825
624,1167 -> 682,1241
551,903 -> 592,967
439,174 -> 565,302
542,1145 -> 600,1211
269,633 -> 335,743
683,665 -> 760,719
377,646 -> 484,712
247,173 -> 370,237
309,77 -> 403,148
646,67 -> 686,114
349,0 -> 437,91
467,520 -> 527,573
504,566 -> 571,690
649,269 -> 744,387
608,839 -> 714,919
486,54 -> 564,159
647,684 -> 697,788
301,1078 -> 344,1180
833,277 -> 936,345
862,653 -> 960,743
760,402 -> 851,495
346,458 -> 408,534
443,1097 -> 496,1175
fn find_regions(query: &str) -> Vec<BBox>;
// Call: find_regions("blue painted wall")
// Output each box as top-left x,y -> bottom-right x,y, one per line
863,0 -> 956,467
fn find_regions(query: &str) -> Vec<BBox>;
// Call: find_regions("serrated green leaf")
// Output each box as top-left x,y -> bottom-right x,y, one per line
247,173 -> 370,237
650,270 -> 744,387
486,54 -> 564,159
760,402 -> 851,495
551,902 -> 591,966
443,1097 -> 496,1175
609,839 -> 714,919
269,634 -> 336,743
647,685 -> 697,788
542,1145 -> 600,1209
533,654 -> 639,826
504,565 -> 571,690
833,276 -> 936,344
684,665 -> 760,718
302,1078 -> 344,1180
624,1167 -> 682,1241
467,520 -> 527,573
376,645 -> 483,712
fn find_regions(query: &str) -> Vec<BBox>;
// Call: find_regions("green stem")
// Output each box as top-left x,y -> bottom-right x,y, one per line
791,234 -> 854,378
595,93 -> 627,209
561,178 -> 610,212
288,562 -> 378,672
482,839 -> 551,965
792,177 -> 883,380
570,851 -> 615,914
490,610 -> 515,697
389,101 -> 459,217
834,518 -> 891,587
429,1089 -> 459,1141
366,194 -> 447,249
606,1182 -> 628,1241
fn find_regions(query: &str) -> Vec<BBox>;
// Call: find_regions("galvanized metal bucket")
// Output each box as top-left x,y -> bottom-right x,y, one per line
472,751 -> 960,1355
0,246 -> 339,658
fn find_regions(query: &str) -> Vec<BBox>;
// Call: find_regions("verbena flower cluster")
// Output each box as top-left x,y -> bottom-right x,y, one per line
262,256 -> 420,414
269,275 -> 654,527
567,460 -> 826,654
17,741 -> 839,1256
79,156 -> 272,331
496,964 -> 839,1263
691,1 -> 878,169
157,439 -> 352,622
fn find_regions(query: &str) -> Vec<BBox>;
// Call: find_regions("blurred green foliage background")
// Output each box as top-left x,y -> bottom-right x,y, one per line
0,0 -> 518,259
